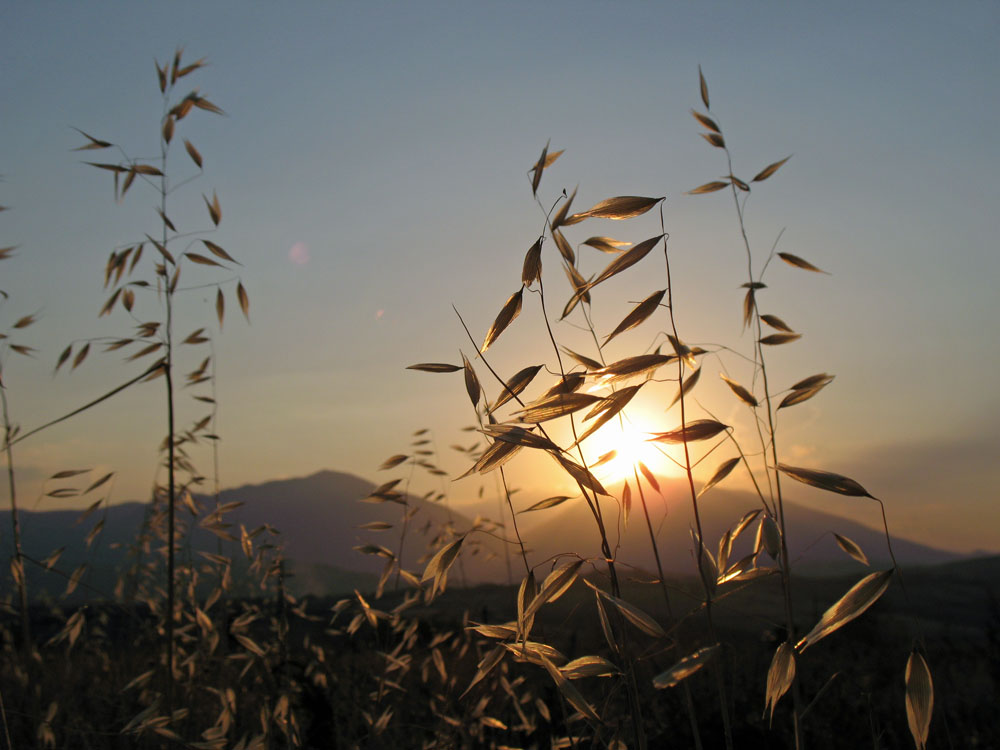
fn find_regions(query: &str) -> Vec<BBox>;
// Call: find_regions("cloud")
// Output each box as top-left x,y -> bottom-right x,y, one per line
833,423 -> 1000,552
844,428 -> 999,500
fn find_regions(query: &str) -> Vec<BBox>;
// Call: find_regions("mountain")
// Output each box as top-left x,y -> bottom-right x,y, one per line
519,478 -> 961,578
0,470 -> 967,601
191,469 -> 511,589
0,470 -> 507,601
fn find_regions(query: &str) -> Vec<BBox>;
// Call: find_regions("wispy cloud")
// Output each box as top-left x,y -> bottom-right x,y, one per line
835,420 -> 1000,553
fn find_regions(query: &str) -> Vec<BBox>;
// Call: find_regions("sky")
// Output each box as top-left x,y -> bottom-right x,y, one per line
1,1 -> 997,554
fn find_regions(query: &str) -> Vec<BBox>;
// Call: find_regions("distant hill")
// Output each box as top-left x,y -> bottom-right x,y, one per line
0,470 -> 506,601
519,478 -> 962,578
0,469 -> 971,601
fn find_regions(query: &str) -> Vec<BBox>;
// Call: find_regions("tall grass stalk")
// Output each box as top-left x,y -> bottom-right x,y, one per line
0,54 -> 945,749
398,67 -> 931,749
659,217 -> 735,749
536,222 -> 652,750
0,199 -> 35,652
577,269 -> 707,749
0,381 -> 29,650
687,70 -> 809,747
70,47 -> 248,718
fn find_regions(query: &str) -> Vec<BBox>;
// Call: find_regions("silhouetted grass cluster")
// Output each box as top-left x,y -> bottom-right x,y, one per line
386,66 -> 938,750
1,52 -> 993,750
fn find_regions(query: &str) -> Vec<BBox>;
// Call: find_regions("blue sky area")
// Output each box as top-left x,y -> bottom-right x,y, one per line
1,1 -> 997,552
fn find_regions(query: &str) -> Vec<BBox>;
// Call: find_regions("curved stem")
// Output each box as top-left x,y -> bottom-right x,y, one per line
498,465 -> 530,575
720,130 -> 803,748
160,96 -> 178,714
393,455 -> 418,591
660,212 -> 734,750
5,362 -> 162,449
0,374 -> 30,651
428,431 -> 468,586
530,191 -> 648,746
492,470 -> 514,585
451,307 -> 563,578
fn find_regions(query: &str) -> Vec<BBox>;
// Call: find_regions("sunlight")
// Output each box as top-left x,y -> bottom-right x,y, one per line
584,413 -> 682,485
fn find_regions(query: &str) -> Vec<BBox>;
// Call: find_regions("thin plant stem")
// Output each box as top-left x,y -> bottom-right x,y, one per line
4,362 -> 162,450
583,291 -> 704,749
498,465 -> 530,575
533,274 -> 646,750
578,270 -> 687,624
20,552 -> 144,624
160,98 -> 178,714
208,339 -> 229,656
393,455 -> 418,591
0,376 -> 30,651
659,215 -> 735,750
631,464 -> 705,750
456,285 -> 646,747
427,432 -> 468,586
451,308 -> 540,577
535,277 -> 618,570
701,402 -> 775,518
719,128 -> 804,749
0,684 -> 11,750
492,470 -> 514,585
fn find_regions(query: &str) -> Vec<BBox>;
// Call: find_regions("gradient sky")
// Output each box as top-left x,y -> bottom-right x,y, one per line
1,1 -> 997,553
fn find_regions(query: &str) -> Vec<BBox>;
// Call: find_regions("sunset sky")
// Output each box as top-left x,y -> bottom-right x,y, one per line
1,1 -> 997,554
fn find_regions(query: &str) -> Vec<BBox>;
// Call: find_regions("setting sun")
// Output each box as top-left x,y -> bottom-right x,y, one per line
584,413 -> 681,484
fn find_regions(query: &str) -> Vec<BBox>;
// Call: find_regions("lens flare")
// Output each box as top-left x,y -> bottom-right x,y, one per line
288,241 -> 310,265
584,415 -> 680,484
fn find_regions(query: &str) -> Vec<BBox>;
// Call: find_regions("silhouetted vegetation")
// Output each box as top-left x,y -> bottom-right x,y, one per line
0,52 -> 995,750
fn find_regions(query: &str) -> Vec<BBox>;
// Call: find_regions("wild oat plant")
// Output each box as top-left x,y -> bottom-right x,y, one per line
391,68 -> 935,750
0,51 -> 305,749
0,61 -> 949,749
0,183 -> 39,652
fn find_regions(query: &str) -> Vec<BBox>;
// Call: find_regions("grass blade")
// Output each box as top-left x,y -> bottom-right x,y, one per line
833,533 -> 869,566
579,195 -> 663,221
651,419 -> 729,444
652,644 -> 719,689
488,364 -> 543,414
778,464 -> 873,498
588,235 -> 663,289
905,650 -> 934,750
481,288 -> 523,353
687,180 -> 729,195
605,289 -> 665,345
752,156 -> 791,183
461,352 -> 481,408
515,392 -> 602,423
760,332 -> 801,346
524,559 -> 584,619
698,457 -> 740,498
522,238 -> 542,286
591,353 -> 675,384
764,642 -> 796,725
406,362 -> 462,373
539,655 -> 601,723
797,569 -> 893,650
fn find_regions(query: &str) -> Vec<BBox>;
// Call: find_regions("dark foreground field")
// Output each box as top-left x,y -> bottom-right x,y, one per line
2,558 -> 997,749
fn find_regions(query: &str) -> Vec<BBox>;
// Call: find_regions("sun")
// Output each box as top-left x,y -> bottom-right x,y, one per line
584,414 -> 680,485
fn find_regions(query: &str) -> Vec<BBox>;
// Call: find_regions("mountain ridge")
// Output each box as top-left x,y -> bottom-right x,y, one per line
0,468 -> 971,600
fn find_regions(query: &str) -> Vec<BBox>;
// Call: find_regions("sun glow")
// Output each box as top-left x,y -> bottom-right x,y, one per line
584,414 -> 681,485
